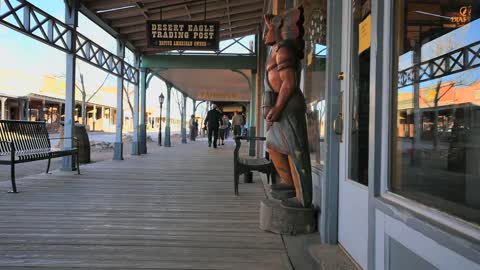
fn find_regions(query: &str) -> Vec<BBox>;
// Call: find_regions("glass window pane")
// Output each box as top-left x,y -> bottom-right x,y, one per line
348,0 -> 371,185
304,2 -> 327,169
392,0 -> 480,225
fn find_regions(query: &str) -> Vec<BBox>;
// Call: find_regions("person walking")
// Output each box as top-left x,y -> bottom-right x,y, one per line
232,111 -> 243,137
189,115 -> 196,141
218,114 -> 229,145
204,104 -> 222,148
194,120 -> 199,139
225,118 -> 231,139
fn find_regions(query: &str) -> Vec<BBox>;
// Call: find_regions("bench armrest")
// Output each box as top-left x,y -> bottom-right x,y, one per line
49,137 -> 79,148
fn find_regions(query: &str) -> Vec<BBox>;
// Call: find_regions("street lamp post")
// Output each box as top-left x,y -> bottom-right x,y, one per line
158,93 -> 165,146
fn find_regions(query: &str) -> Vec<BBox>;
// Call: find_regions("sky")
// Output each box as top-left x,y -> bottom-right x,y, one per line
0,0 -> 252,120
398,17 -> 480,94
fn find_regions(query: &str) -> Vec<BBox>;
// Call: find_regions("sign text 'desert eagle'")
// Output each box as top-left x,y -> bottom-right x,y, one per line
147,21 -> 220,50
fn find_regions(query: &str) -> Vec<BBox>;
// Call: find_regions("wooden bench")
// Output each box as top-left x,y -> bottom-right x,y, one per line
0,120 -> 80,193
234,136 -> 276,195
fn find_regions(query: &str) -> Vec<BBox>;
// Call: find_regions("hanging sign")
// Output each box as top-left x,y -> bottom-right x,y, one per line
358,14 -> 371,55
147,20 -> 220,50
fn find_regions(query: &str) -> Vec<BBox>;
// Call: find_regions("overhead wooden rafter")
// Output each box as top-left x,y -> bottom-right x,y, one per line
79,0 -> 264,54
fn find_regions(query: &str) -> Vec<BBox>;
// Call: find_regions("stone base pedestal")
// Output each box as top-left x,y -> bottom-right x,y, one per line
259,198 -> 316,235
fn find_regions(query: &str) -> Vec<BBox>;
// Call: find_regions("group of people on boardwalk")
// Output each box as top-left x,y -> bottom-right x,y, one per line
203,104 -> 245,148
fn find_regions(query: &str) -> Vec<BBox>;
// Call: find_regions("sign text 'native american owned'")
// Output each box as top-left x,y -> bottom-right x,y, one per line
147,21 -> 220,50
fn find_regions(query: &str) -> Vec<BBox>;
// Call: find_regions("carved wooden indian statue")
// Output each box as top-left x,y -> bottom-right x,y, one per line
263,6 -> 312,208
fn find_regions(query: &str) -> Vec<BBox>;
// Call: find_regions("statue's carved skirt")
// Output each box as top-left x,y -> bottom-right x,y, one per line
266,89 -> 313,207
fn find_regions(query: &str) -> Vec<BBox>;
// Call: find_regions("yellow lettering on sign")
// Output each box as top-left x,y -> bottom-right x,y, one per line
358,15 -> 371,55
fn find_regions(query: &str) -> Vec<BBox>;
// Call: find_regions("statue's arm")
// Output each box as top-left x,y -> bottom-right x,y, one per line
266,46 -> 297,122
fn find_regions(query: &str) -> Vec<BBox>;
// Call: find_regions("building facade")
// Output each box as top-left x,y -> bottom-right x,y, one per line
262,0 -> 480,269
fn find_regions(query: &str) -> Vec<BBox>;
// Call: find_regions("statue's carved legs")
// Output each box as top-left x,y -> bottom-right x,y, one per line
288,155 -> 303,204
268,148 -> 304,206
268,149 -> 293,187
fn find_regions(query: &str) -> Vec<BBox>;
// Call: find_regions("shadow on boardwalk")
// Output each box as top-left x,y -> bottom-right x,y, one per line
0,141 -> 291,270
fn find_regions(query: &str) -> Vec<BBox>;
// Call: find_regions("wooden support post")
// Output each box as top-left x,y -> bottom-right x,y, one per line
21,98 -> 30,121
164,83 -> 172,147
58,102 -> 63,124
41,99 -> 46,121
114,39 -> 125,160
139,68 -> 147,154
92,105 -> 97,131
0,97 -> 7,120
132,62 -> 142,155
62,0 -> 78,170
101,106 -> 105,130
181,93 -> 187,144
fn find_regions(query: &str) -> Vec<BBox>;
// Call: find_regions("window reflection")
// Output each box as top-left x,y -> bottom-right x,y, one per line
304,5 -> 327,169
392,0 -> 480,225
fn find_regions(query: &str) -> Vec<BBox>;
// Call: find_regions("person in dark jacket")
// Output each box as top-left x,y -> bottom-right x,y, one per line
204,104 -> 223,148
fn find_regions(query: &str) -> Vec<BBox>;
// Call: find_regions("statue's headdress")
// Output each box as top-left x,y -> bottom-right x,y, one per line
264,6 -> 305,59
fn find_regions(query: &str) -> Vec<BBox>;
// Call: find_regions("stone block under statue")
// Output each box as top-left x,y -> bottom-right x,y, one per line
259,198 -> 316,235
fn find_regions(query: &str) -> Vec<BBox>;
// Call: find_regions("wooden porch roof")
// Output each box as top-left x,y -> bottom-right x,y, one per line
79,0 -> 266,55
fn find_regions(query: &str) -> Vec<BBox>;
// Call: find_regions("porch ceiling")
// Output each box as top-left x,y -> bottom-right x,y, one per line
156,69 -> 251,102
79,0 -> 266,55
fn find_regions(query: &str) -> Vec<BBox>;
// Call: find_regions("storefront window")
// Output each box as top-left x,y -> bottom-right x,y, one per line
392,0 -> 480,225
348,0 -> 371,186
304,3 -> 327,169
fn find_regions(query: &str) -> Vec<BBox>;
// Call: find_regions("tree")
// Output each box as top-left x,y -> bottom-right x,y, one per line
172,89 -> 184,119
411,24 -> 473,151
122,82 -> 135,128
56,69 -> 110,127
75,72 -> 110,126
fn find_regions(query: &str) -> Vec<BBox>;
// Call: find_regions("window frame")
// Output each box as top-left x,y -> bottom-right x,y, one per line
378,0 -> 480,242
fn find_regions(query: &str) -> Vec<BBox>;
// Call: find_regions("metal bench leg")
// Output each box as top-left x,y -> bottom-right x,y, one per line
8,163 -> 17,193
46,157 -> 51,174
76,152 -> 81,175
234,171 -> 239,196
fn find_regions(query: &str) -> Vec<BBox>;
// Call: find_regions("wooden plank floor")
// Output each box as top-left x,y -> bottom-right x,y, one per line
0,141 -> 291,270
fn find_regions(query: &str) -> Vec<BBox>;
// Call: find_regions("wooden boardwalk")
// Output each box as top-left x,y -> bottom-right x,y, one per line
0,141 -> 291,270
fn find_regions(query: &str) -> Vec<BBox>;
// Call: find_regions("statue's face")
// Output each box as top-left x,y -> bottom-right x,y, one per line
263,15 -> 275,46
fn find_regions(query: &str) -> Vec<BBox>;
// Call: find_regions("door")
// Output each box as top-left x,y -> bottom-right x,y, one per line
337,0 -> 371,269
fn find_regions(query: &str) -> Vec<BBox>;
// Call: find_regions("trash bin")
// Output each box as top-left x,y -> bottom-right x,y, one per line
74,124 -> 91,164
58,124 -> 91,164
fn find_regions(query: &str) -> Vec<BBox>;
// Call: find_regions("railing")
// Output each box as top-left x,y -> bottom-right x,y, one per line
398,40 -> 480,88
0,0 -> 139,84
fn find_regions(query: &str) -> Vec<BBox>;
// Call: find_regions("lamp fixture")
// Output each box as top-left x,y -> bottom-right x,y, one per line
159,93 -> 165,105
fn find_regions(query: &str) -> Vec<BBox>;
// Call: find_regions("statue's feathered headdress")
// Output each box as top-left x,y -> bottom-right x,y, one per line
265,6 -> 305,59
